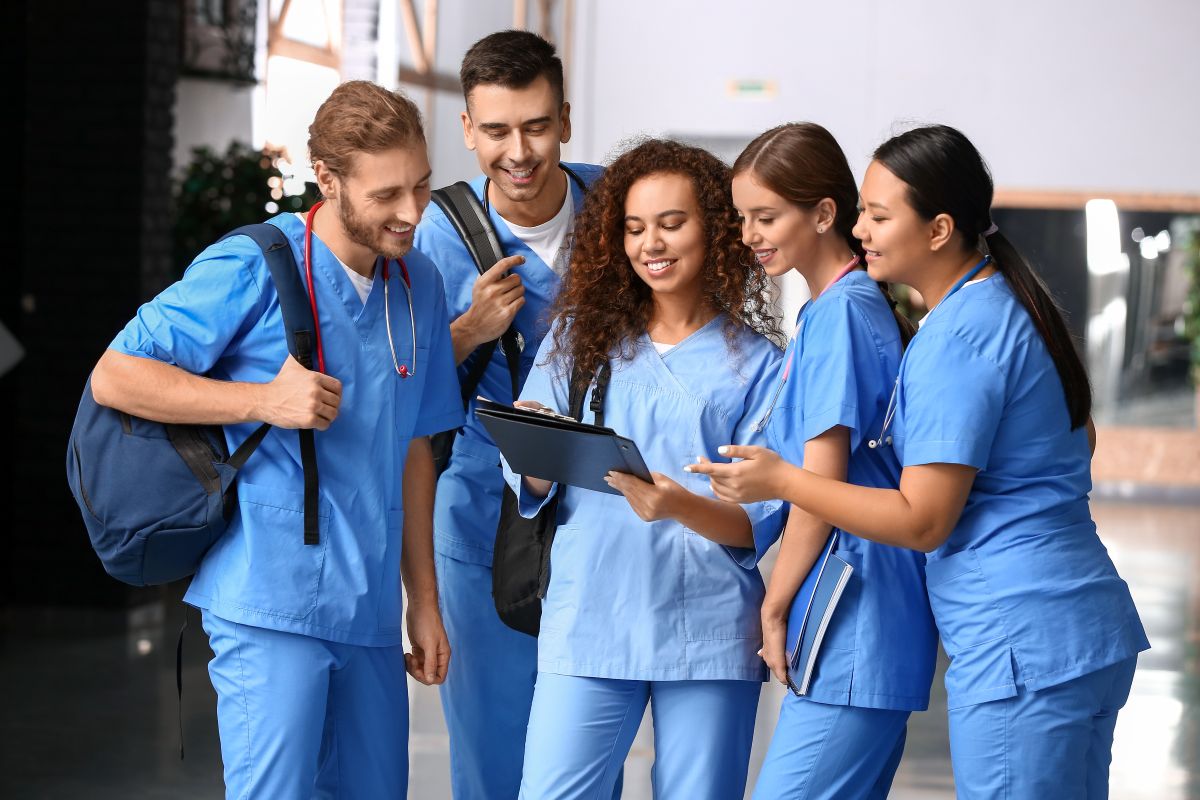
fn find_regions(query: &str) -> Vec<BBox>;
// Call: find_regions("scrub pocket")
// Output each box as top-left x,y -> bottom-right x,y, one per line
925,548 -> 1018,709
538,523 -> 583,635
683,530 -> 763,641
229,481 -> 330,620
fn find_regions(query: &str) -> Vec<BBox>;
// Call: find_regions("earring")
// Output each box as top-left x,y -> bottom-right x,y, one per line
816,226 -> 826,234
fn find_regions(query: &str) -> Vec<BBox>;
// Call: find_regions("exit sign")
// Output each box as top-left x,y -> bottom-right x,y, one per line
727,80 -> 777,99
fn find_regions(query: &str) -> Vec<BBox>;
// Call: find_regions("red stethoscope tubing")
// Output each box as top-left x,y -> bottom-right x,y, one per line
303,201 -> 411,375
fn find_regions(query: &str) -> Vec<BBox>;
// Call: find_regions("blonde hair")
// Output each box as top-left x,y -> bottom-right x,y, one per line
308,81 -> 424,177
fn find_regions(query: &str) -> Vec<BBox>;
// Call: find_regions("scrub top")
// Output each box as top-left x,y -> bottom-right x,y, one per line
110,213 -> 464,646
894,273 -> 1149,709
505,315 -> 783,682
414,163 -> 604,568
754,271 -> 937,711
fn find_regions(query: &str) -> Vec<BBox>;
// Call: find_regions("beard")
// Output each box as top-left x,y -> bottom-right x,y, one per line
336,195 -> 411,261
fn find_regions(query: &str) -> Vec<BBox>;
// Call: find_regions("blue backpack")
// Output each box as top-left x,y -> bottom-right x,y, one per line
67,223 -> 321,587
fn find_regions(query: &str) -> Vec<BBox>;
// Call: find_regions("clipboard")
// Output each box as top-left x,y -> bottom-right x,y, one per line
785,531 -> 854,696
475,398 -> 652,495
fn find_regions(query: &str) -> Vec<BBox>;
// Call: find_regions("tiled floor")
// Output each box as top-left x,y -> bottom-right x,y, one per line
2,500 -> 1197,799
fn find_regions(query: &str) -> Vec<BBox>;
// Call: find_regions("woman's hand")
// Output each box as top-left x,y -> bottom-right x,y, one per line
760,604 -> 791,685
605,471 -> 687,522
685,444 -> 792,504
514,399 -> 548,411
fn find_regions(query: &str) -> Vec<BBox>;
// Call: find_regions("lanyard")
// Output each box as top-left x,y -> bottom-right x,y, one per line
753,255 -> 862,433
303,201 -> 415,377
868,254 -> 992,449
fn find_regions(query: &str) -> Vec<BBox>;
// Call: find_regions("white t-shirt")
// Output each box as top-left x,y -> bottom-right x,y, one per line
651,341 -> 675,355
501,189 -> 575,277
294,212 -> 374,304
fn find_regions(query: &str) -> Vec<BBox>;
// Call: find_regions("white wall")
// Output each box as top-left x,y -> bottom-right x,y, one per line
386,1 -> 526,187
172,77 -> 256,172
569,0 -> 1200,194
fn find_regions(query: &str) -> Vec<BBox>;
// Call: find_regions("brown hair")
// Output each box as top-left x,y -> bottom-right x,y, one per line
460,30 -> 564,109
308,80 -> 424,178
734,123 -> 915,345
548,138 -> 782,383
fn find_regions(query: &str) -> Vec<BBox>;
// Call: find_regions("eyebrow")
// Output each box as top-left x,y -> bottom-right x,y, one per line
623,209 -> 688,223
478,116 -> 553,131
744,206 -> 778,214
864,200 -> 889,210
368,170 -> 433,196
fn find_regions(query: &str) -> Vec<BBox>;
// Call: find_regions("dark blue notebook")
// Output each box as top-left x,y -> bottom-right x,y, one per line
786,531 -> 854,696
475,398 -> 652,495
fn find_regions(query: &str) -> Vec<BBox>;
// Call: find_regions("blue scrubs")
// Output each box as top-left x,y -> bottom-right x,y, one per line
414,163 -> 603,799
747,271 -> 937,800
111,213 -> 463,798
506,316 -> 783,798
893,273 -> 1148,796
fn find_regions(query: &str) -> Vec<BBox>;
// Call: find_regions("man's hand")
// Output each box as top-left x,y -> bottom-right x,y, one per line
451,256 -> 526,363
253,355 -> 342,430
405,600 -> 450,685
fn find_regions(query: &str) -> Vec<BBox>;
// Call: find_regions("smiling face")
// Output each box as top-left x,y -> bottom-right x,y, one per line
319,144 -> 432,263
462,76 -> 571,223
623,172 -> 707,301
731,170 -> 821,278
853,160 -> 933,284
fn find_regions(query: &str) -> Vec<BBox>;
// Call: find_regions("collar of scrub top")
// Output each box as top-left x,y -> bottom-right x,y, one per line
753,254 -> 863,433
868,254 -> 993,449
303,200 -> 417,378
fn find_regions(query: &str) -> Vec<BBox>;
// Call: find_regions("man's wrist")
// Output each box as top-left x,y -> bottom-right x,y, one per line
450,312 -> 483,350
238,381 -> 268,425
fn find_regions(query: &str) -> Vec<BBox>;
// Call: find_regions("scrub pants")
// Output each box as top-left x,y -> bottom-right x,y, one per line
948,656 -> 1137,799
435,552 -> 539,799
752,695 -> 910,799
202,611 -> 409,800
520,672 -> 761,800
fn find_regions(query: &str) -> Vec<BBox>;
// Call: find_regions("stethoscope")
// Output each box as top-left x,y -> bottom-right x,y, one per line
304,201 -> 417,378
867,254 -> 992,449
754,255 -> 862,433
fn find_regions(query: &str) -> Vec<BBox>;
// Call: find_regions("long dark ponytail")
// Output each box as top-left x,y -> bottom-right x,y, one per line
873,125 -> 1091,429
733,123 -> 914,345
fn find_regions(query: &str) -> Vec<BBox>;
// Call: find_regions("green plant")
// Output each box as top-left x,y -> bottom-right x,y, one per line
172,142 -> 320,275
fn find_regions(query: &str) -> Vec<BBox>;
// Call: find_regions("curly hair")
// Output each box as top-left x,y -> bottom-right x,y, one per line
548,138 -> 782,384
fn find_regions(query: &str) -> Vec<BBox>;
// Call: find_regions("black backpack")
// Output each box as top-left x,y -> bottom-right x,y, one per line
427,182 -> 521,473
491,361 -> 611,636
427,165 -> 587,473
67,223 -> 321,586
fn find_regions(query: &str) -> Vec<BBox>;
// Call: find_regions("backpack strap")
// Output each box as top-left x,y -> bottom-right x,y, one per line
588,361 -> 612,428
430,182 -> 521,402
220,222 -> 321,546
561,163 -> 588,194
